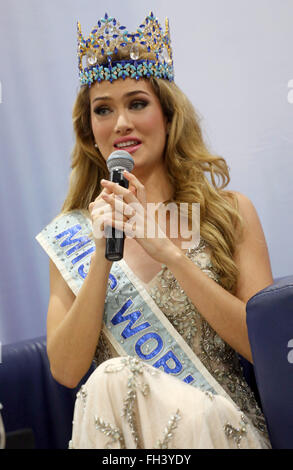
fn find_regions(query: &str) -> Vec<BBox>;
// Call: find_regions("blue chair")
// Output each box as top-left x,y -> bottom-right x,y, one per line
246,275 -> 293,449
0,336 -> 94,449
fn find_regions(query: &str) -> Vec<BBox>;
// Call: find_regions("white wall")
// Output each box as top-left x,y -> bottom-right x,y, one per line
0,0 -> 292,344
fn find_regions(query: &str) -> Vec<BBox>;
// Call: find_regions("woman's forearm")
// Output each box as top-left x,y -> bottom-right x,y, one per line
47,251 -> 112,388
164,248 -> 253,363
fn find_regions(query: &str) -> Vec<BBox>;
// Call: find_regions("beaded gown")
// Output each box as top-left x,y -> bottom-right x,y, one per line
69,239 -> 271,449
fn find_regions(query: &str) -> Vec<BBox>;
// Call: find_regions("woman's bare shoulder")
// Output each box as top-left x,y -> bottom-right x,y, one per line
223,191 -> 274,301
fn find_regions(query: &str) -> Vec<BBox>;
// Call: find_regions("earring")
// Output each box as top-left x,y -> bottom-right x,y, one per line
94,143 -> 98,149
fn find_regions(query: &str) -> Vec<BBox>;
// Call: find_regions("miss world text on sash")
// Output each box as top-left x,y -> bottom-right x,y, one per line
36,210 -> 238,404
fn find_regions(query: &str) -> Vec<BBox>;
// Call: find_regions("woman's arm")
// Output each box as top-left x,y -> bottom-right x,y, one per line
232,192 -> 273,302
47,250 -> 112,388
99,175 -> 273,363
164,192 -> 273,363
47,186 -> 117,388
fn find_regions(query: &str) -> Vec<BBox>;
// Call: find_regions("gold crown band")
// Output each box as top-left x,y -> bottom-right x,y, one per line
77,12 -> 174,86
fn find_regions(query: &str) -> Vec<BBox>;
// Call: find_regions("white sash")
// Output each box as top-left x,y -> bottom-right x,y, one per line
36,210 -> 238,405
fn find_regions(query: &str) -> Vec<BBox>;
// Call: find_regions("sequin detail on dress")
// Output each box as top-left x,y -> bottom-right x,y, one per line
76,385 -> 87,409
103,356 -> 158,448
87,357 -> 183,449
155,410 -> 181,449
94,417 -> 125,449
148,238 -> 269,442
93,330 -> 114,367
224,414 -> 248,448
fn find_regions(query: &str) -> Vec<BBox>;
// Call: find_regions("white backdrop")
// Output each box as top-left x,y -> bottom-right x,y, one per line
0,0 -> 292,344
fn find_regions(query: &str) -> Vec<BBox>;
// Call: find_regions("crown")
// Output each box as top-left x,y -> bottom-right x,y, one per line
77,11 -> 174,86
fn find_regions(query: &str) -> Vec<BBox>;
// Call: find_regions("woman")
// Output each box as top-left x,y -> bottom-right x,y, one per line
37,12 -> 273,449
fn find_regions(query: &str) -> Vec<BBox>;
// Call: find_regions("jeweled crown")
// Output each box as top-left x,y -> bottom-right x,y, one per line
77,11 -> 174,86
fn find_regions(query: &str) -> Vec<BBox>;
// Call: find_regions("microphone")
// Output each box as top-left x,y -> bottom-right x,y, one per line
105,150 -> 135,261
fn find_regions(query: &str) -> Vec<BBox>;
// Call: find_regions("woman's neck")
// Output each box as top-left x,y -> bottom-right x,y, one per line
133,163 -> 173,204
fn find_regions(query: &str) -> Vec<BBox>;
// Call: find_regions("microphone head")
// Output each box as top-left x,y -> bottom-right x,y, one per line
106,150 -> 135,173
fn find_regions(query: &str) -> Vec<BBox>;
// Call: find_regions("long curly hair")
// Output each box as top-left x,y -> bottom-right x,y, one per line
62,54 -> 244,294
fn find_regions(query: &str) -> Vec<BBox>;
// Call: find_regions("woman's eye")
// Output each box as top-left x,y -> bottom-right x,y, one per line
130,100 -> 148,110
94,106 -> 111,116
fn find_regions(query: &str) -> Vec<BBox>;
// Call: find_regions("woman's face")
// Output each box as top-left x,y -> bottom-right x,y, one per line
89,78 -> 168,173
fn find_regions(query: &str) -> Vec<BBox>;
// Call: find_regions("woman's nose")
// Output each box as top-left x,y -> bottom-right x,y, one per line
114,111 -> 133,134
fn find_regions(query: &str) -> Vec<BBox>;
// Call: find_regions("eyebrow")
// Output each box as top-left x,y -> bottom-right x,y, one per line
92,90 -> 150,104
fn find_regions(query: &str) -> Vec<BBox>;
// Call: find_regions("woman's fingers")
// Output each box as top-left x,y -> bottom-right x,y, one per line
101,192 -> 138,217
89,185 -> 113,209
100,174 -> 147,207
90,173 -> 148,240
91,198 -> 131,240
123,170 -> 147,205
89,187 -> 113,215
90,171 -> 146,217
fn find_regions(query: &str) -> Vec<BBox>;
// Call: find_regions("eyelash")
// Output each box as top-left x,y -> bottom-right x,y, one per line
94,106 -> 110,116
93,100 -> 148,116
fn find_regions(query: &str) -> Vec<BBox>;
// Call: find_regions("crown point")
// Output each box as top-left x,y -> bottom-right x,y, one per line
77,11 -> 174,86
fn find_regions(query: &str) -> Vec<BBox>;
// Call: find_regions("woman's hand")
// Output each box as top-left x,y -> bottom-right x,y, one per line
89,185 -> 130,255
99,171 -> 178,265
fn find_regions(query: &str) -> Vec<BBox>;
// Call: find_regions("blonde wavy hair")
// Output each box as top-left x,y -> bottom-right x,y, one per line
62,50 -> 244,294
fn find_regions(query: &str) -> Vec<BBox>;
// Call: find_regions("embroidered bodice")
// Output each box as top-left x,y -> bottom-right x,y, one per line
95,238 -> 269,441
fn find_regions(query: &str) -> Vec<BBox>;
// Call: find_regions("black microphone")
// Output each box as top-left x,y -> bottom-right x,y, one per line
105,150 -> 135,261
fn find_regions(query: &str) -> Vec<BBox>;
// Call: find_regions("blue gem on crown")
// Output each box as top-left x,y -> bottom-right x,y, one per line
77,11 -> 174,86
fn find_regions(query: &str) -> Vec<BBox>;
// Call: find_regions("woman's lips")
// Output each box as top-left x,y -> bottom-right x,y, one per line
114,143 -> 142,154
